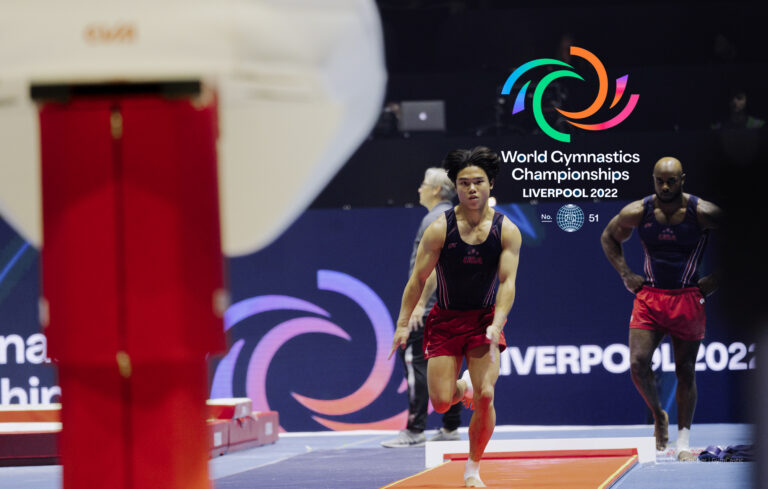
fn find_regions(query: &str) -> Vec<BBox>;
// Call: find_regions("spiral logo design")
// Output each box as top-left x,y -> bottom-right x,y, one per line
210,270 -> 409,431
501,46 -> 639,143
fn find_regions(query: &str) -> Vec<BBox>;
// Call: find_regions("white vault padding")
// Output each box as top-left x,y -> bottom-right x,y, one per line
0,0 -> 386,255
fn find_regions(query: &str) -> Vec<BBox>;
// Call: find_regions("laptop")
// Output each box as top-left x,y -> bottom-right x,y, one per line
398,100 -> 446,131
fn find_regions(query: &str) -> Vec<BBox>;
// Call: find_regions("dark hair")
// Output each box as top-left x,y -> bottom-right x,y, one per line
442,146 -> 501,185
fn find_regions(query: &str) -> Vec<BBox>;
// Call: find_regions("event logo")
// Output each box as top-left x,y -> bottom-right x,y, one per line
209,270 -> 408,431
500,46 -> 639,143
556,204 -> 584,232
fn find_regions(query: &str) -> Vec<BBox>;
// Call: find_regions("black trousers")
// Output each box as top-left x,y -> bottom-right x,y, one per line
398,326 -> 462,433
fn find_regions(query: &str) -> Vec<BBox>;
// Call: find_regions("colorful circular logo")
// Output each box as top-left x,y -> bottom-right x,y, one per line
501,46 -> 639,143
210,270 -> 409,431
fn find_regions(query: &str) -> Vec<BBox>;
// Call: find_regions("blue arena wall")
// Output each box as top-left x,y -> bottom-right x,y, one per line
0,202 -> 753,430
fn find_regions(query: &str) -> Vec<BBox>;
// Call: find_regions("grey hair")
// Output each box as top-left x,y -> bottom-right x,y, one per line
424,167 -> 456,200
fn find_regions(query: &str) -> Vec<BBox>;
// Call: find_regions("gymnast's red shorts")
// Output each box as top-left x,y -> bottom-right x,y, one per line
630,286 -> 706,341
423,304 -> 507,359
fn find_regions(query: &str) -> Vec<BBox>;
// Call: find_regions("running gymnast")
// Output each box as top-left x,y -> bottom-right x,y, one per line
601,157 -> 722,460
389,146 -> 522,487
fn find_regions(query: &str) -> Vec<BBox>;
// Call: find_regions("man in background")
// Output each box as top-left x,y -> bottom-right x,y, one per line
601,157 -> 722,460
381,168 -> 462,447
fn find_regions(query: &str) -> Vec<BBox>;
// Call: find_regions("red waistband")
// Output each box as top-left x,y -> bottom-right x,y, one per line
641,285 -> 700,295
431,304 -> 494,315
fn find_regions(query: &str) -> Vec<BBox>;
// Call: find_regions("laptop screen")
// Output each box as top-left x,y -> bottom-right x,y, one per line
398,100 -> 446,131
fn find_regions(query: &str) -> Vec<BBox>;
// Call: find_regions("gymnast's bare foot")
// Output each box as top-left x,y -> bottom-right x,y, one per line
465,476 -> 486,487
464,458 -> 484,487
460,370 -> 474,410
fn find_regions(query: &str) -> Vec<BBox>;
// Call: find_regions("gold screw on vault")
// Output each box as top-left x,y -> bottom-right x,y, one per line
115,351 -> 132,378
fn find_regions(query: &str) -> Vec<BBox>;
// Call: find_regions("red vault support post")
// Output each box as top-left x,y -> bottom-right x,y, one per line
39,94 -> 226,489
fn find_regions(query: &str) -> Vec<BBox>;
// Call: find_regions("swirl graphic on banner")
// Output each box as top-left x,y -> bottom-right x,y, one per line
500,46 -> 639,143
209,270 -> 408,430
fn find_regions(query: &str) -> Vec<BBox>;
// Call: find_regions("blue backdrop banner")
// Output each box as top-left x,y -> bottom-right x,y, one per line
0,203 -> 753,430
208,202 -> 752,431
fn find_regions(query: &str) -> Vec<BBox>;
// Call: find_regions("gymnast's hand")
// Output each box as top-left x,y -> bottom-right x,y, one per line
621,272 -> 644,294
486,325 -> 501,364
408,304 -> 425,332
388,325 -> 410,360
697,275 -> 718,297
